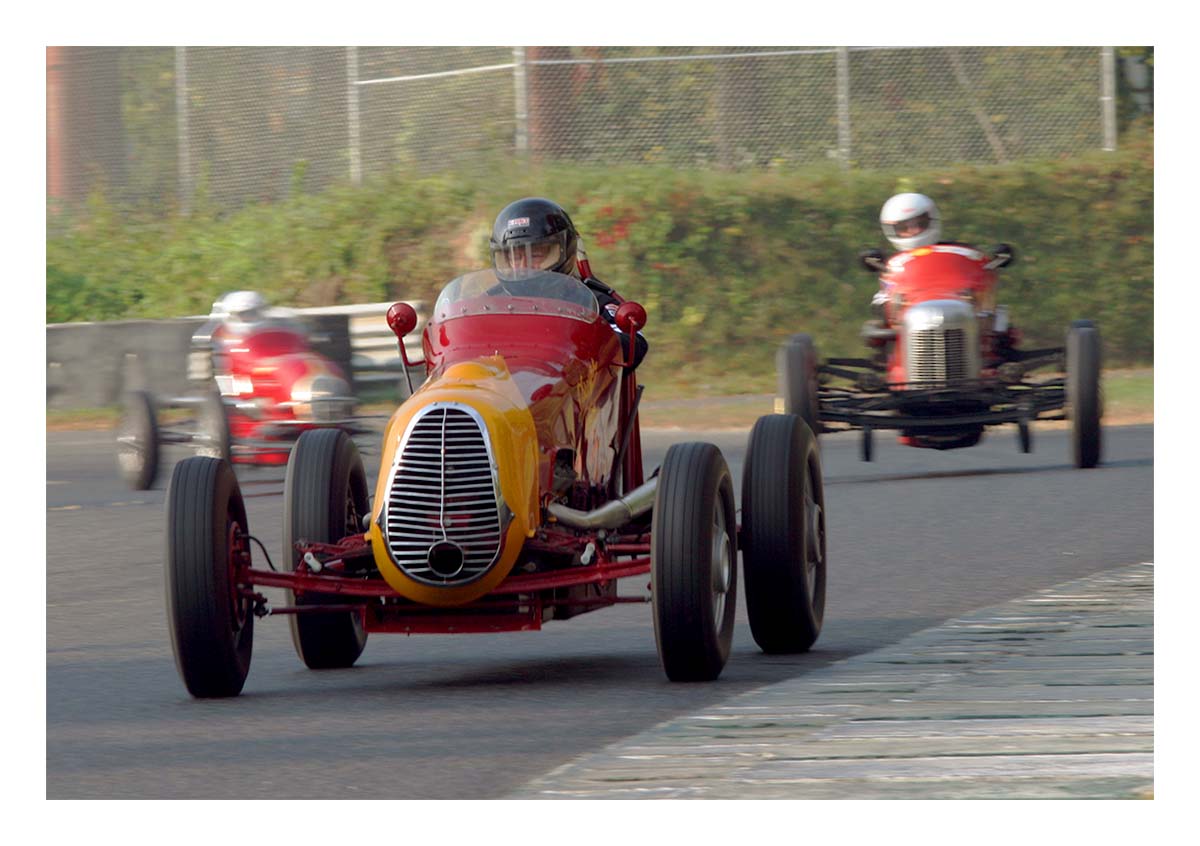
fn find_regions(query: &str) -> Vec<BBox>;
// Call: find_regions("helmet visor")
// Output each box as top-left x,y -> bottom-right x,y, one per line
883,212 -> 931,241
492,233 -> 568,276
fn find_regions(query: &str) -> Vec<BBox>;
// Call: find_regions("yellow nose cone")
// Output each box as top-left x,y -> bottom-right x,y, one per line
443,361 -> 497,383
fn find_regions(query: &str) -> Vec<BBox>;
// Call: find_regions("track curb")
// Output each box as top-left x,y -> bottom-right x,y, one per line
513,562 -> 1153,799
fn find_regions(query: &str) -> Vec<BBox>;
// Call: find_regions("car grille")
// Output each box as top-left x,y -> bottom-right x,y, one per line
909,328 -> 968,382
383,405 -> 503,585
903,300 -> 979,385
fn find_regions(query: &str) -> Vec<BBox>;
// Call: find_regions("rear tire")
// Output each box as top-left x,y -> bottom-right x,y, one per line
197,390 -> 232,463
284,428 -> 370,669
116,390 -> 159,490
651,442 -> 738,682
166,457 -> 253,697
777,334 -> 820,437
1067,324 -> 1102,469
741,414 -> 827,653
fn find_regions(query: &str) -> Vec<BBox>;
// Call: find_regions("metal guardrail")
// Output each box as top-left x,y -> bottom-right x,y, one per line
45,300 -> 431,410
297,300 -> 427,385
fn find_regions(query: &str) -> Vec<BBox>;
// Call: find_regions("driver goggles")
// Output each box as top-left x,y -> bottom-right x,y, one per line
884,212 -> 931,239
493,238 -> 565,274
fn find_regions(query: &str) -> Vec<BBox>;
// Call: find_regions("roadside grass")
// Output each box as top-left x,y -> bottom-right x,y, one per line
46,368 -> 1153,433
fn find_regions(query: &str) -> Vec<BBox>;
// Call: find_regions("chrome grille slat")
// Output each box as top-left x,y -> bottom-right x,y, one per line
382,404 -> 504,586
903,301 -> 980,385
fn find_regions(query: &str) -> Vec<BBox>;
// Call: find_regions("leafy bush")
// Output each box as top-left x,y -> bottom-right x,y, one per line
47,130 -> 1152,396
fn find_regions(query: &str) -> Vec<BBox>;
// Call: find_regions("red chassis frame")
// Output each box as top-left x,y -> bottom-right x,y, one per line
238,527 -> 652,635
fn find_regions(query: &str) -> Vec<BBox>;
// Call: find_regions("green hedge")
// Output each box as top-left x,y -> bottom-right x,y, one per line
47,130 -> 1152,396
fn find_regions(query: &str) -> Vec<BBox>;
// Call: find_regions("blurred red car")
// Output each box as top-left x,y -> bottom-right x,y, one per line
116,296 -> 363,489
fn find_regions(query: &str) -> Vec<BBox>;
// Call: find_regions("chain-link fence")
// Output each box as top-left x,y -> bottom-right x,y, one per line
48,46 -> 1138,214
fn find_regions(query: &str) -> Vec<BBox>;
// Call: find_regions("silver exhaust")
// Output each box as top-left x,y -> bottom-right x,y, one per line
546,477 -> 658,530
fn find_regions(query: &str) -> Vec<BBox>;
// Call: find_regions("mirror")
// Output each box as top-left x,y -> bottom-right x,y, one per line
859,249 -> 887,273
386,302 -> 419,338
985,244 -> 1016,270
615,301 -> 647,334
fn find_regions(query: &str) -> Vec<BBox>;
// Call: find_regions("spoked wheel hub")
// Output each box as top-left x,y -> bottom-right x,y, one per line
227,516 -> 253,630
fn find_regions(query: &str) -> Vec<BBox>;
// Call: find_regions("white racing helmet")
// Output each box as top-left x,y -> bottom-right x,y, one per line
880,193 -> 941,251
213,290 -> 268,324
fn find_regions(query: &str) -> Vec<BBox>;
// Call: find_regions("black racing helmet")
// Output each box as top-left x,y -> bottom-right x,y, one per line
489,198 -> 579,279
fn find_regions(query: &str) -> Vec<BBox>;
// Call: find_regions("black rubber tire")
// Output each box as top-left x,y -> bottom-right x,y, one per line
116,390 -> 160,490
283,428 -> 370,669
197,390 -> 232,463
777,334 -> 820,437
741,414 -> 827,654
166,456 -> 253,698
861,425 -> 874,462
1067,324 -> 1103,469
651,442 -> 738,682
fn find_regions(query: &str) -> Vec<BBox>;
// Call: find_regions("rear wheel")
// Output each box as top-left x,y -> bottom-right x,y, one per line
741,414 -> 827,653
777,334 -> 820,438
196,390 -> 231,463
284,428 -> 370,669
116,390 -> 159,490
166,457 -> 253,697
651,442 -> 738,682
1067,324 -> 1102,468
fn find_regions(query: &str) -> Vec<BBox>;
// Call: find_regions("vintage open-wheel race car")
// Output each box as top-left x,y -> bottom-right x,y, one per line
164,268 -> 828,697
116,311 -> 369,490
777,244 -> 1103,467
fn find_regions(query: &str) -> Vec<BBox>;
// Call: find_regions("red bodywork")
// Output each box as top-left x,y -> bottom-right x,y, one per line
240,279 -> 651,633
421,295 -> 643,498
214,324 -> 353,465
880,246 -> 1000,385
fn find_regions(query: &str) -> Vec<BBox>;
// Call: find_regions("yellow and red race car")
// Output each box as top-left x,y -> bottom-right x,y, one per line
164,269 -> 827,696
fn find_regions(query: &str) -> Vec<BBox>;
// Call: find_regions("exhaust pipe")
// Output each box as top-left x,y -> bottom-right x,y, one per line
546,477 -> 658,530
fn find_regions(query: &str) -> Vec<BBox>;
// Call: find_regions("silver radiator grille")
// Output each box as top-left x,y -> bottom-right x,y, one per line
909,328 -> 968,382
903,300 -> 980,384
383,405 -> 503,585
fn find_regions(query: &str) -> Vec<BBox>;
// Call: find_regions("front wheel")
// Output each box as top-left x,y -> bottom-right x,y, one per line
1067,323 -> 1102,468
284,428 -> 370,669
777,334 -> 821,438
741,414 -> 827,653
116,390 -> 159,490
651,442 -> 738,682
166,457 -> 254,697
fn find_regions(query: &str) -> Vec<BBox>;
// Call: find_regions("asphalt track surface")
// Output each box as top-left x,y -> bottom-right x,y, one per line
46,423 -> 1153,799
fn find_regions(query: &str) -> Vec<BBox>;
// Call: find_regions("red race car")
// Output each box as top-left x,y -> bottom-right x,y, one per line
163,269 -> 827,697
778,245 -> 1102,466
116,295 -> 364,489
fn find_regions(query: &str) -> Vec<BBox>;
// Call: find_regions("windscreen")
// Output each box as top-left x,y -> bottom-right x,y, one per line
431,269 -> 600,324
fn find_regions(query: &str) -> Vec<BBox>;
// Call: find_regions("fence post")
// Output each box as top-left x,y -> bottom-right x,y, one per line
1101,46 -> 1117,152
513,46 -> 528,155
836,47 -> 851,170
347,46 -> 363,184
175,46 -> 192,214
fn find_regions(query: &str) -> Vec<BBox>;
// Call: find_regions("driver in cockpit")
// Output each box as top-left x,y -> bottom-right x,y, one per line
488,197 -> 648,370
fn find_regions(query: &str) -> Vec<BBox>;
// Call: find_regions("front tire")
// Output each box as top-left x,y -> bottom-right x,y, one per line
777,334 -> 821,438
651,442 -> 738,682
283,428 -> 370,669
1067,323 -> 1102,468
741,414 -> 827,653
166,457 -> 254,697
116,390 -> 159,490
